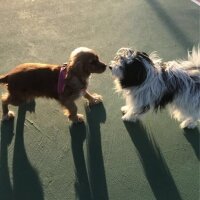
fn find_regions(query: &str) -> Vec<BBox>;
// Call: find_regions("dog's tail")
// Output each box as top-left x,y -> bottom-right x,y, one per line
188,46 -> 200,69
0,74 -> 8,84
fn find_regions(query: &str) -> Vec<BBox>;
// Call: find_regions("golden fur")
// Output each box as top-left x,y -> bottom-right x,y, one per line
0,47 -> 106,122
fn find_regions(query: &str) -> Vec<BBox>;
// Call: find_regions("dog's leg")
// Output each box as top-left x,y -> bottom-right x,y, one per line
1,93 -> 15,121
121,96 -> 141,121
121,103 -> 146,121
121,109 -> 139,122
121,106 -> 128,114
170,107 -> 198,129
64,101 -> 84,123
180,119 -> 198,129
84,91 -> 103,105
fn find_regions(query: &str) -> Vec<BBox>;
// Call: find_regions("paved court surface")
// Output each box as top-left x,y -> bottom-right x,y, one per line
0,0 -> 199,200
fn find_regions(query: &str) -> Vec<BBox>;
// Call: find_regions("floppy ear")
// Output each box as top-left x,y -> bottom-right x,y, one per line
137,51 -> 153,65
68,61 -> 83,75
120,59 -> 147,88
137,51 -> 148,57
67,60 -> 91,80
82,62 -> 91,75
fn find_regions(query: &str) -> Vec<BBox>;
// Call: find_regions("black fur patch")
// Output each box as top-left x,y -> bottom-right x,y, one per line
154,68 -> 176,110
154,91 -> 175,111
136,52 -> 154,66
120,58 -> 147,88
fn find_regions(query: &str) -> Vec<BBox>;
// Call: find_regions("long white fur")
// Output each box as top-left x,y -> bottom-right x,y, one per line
111,47 -> 200,129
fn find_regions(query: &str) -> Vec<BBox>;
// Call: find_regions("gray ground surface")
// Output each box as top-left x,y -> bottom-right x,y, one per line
0,0 -> 199,200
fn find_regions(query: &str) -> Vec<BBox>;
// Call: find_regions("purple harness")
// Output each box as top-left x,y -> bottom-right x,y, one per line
57,66 -> 67,94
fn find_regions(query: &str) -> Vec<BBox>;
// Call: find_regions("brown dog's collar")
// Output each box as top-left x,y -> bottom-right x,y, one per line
57,65 -> 67,94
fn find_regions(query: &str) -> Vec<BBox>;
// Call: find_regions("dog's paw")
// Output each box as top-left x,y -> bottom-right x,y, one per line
76,114 -> 84,123
122,113 -> 138,122
2,111 -> 15,121
180,120 -> 197,129
87,93 -> 103,106
70,114 -> 84,123
121,106 -> 128,114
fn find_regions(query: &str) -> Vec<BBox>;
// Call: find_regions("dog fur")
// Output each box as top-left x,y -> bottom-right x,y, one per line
0,47 -> 106,123
109,47 -> 200,129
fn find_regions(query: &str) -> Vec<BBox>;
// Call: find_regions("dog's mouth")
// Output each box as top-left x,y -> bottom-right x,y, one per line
95,63 -> 107,73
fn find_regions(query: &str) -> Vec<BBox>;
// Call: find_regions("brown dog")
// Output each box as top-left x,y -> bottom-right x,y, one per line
0,47 -> 106,122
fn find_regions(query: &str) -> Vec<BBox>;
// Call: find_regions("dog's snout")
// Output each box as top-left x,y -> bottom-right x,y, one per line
101,62 -> 107,69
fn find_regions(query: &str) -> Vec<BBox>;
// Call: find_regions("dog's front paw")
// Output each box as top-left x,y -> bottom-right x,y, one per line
87,93 -> 103,106
69,113 -> 84,123
2,111 -> 15,121
122,113 -> 138,122
121,106 -> 128,114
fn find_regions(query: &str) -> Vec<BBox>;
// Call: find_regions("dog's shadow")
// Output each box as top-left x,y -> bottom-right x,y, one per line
0,119 -> 15,200
69,122 -> 92,200
124,121 -> 182,200
69,103 -> 109,200
85,103 -> 109,200
183,127 -> 200,160
12,101 -> 44,200
144,0 -> 193,49
0,101 -> 44,200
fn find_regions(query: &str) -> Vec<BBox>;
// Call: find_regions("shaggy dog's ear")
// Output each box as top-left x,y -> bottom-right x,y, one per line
120,59 -> 147,88
137,51 -> 148,57
137,52 -> 153,65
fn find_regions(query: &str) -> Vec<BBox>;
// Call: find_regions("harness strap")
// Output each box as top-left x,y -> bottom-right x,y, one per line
57,66 -> 67,94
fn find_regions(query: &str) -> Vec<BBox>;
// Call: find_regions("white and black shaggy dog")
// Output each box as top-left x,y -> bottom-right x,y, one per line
109,47 -> 200,129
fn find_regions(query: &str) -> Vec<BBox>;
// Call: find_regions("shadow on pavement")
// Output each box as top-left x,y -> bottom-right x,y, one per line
85,103 -> 109,200
0,119 -> 14,200
183,127 -> 199,160
70,122 -> 92,200
12,102 -> 44,200
145,0 -> 193,49
124,121 -> 182,200
70,103 -> 108,200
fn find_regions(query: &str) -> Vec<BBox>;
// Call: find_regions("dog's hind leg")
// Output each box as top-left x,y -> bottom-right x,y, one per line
180,118 -> 198,129
1,93 -> 15,121
1,93 -> 25,121
169,106 -> 198,129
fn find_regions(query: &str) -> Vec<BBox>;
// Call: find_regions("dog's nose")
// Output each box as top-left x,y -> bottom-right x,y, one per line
109,66 -> 112,70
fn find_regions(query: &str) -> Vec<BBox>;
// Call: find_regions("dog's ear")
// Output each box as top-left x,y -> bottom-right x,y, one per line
137,51 -> 148,57
68,60 -> 82,74
120,59 -> 147,88
137,51 -> 153,65
68,60 -> 91,79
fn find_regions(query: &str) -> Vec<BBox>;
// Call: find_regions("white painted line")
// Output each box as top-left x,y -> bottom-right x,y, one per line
191,0 -> 200,6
